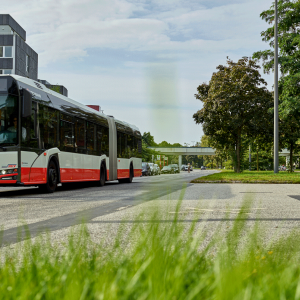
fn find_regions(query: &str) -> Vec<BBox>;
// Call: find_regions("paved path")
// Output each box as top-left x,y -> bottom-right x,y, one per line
0,170 -> 215,245
1,170 -> 300,246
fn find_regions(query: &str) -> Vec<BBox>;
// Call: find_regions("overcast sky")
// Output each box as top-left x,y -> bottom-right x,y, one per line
6,0 -> 274,145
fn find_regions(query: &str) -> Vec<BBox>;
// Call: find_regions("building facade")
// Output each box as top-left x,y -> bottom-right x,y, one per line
0,14 -> 38,80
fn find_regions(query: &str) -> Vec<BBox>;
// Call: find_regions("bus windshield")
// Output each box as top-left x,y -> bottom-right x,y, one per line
0,94 -> 19,145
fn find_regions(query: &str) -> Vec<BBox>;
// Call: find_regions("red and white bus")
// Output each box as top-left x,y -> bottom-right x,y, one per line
0,75 -> 142,192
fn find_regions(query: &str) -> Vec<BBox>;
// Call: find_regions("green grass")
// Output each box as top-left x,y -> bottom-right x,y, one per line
191,170 -> 300,183
1,199 -> 300,299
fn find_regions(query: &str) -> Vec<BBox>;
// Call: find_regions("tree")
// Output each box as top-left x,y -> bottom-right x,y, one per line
278,76 -> 300,171
193,57 -> 273,173
200,135 -> 230,169
252,0 -> 300,76
157,141 -> 171,147
253,1 -> 300,172
142,132 -> 157,147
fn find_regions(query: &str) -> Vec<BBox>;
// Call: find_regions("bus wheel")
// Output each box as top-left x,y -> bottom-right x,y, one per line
99,165 -> 105,187
125,166 -> 133,183
41,160 -> 58,193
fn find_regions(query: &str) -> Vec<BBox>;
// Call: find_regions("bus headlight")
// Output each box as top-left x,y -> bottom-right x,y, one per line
1,170 -> 6,175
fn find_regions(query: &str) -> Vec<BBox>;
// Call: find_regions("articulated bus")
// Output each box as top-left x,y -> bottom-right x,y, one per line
0,75 -> 142,193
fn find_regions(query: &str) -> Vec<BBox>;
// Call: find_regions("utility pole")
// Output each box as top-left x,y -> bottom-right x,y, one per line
274,0 -> 279,173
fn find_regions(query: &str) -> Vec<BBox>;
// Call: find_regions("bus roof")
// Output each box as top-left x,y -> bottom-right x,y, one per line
5,74 -> 140,133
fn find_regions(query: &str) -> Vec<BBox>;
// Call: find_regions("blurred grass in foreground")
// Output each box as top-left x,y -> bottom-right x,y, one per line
1,199 -> 300,299
191,170 -> 300,183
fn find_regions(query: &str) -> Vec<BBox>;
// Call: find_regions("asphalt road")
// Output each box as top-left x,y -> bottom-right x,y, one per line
0,169 -> 215,246
2,169 -> 300,247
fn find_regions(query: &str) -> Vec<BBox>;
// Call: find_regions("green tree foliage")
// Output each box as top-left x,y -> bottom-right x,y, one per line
253,0 -> 300,172
193,57 -> 273,173
200,135 -> 229,169
141,132 -> 183,165
142,132 -> 157,147
142,132 -> 157,162
199,135 -> 215,168
157,141 -> 171,147
252,0 -> 300,76
142,141 -> 158,162
278,76 -> 300,170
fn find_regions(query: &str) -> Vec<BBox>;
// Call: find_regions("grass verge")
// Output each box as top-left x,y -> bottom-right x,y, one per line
191,170 -> 300,183
2,197 -> 300,299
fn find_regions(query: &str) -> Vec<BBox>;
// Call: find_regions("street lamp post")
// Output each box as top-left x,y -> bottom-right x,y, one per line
274,0 -> 279,173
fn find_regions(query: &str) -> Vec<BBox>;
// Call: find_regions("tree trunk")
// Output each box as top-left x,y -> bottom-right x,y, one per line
236,133 -> 241,173
290,143 -> 294,173
256,147 -> 259,171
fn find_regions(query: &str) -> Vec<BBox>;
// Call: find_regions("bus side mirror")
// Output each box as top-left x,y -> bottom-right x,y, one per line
22,89 -> 32,118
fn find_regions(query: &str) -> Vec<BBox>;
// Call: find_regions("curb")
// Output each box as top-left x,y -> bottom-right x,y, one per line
191,180 -> 300,184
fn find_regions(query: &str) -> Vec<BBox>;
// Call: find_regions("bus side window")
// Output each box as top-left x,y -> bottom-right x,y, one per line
75,119 -> 85,152
60,114 -> 74,152
127,134 -> 133,159
21,103 -> 38,149
96,125 -> 102,156
117,130 -> 121,158
117,131 -> 126,158
102,126 -> 109,157
43,107 -> 58,149
86,122 -> 95,154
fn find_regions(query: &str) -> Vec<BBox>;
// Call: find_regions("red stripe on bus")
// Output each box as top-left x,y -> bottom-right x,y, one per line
0,173 -> 18,179
18,167 -> 140,185
117,169 -> 130,179
21,168 -> 30,182
60,168 -> 100,182
30,168 -> 47,182
0,180 -> 17,184
134,169 -> 142,177
21,167 -> 47,185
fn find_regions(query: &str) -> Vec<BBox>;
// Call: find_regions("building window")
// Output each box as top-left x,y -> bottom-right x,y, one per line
0,69 -> 12,74
26,55 -> 29,72
4,46 -> 12,58
0,46 -> 12,58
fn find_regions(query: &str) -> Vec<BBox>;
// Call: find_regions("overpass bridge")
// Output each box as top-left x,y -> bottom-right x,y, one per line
148,147 -> 215,169
148,147 -> 292,169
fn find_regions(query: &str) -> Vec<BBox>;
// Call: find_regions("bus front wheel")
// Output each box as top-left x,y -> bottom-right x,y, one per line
40,160 -> 58,193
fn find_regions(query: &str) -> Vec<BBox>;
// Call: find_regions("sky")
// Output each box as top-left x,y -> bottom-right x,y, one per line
5,0 -> 275,145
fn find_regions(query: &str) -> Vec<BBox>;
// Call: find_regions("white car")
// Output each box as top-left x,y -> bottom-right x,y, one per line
148,163 -> 155,175
153,164 -> 161,175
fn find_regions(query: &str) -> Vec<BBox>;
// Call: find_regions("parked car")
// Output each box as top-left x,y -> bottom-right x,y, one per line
170,164 -> 180,173
201,166 -> 206,170
161,165 -> 173,174
153,164 -> 161,175
142,162 -> 151,176
181,164 -> 187,171
148,163 -> 155,175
